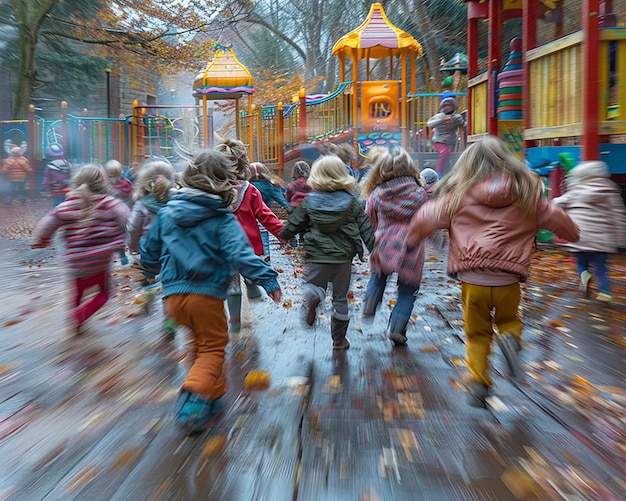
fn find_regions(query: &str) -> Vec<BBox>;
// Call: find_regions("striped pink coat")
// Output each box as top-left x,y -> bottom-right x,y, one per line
32,194 -> 129,277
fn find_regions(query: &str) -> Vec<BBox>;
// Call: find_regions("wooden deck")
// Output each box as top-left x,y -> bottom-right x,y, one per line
0,217 -> 625,499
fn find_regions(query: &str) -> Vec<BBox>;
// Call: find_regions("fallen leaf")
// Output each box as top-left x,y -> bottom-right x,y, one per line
201,435 -> 227,459
2,319 -> 22,327
244,370 -> 271,390
419,345 -> 438,353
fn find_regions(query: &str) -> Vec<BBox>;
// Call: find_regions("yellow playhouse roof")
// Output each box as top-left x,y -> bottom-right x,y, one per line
332,3 -> 422,59
193,44 -> 254,97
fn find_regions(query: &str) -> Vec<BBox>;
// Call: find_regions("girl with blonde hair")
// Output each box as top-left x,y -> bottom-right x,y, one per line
280,155 -> 375,349
141,148 -> 281,432
360,146 -> 429,346
216,139 -> 284,333
31,164 -> 130,334
405,135 -> 579,407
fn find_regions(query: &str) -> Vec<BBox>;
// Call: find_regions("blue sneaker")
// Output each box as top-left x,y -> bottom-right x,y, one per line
175,390 -> 219,433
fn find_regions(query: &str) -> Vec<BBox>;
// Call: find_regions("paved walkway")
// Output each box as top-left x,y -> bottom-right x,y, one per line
0,205 -> 624,499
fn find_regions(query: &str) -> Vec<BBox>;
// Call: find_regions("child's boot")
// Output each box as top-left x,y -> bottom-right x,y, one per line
175,390 -> 222,434
226,293 -> 242,333
303,284 -> 325,326
331,316 -> 350,350
495,332 -> 522,380
466,381 -> 490,408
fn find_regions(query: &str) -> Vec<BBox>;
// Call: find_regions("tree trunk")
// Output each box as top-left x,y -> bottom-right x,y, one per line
11,0 -> 60,119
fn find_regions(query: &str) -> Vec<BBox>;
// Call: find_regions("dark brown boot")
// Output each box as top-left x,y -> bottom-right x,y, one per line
331,317 -> 350,350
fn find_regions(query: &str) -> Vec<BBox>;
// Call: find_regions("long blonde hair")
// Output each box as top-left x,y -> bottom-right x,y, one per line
360,146 -> 422,198
135,160 -> 175,202
433,135 -> 541,217
72,164 -> 109,209
308,155 -> 356,193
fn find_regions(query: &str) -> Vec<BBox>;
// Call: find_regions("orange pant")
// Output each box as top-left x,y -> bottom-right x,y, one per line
461,282 -> 522,386
166,294 -> 228,400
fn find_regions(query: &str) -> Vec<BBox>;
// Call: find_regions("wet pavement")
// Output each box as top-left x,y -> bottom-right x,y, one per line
0,201 -> 625,500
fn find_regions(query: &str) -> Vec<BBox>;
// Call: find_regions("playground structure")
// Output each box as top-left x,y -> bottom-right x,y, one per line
3,1 -> 626,192
465,0 -> 626,188
0,3 -> 466,186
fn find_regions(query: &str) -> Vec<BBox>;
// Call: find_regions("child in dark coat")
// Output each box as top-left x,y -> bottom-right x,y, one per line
280,155 -> 375,349
141,149 -> 282,433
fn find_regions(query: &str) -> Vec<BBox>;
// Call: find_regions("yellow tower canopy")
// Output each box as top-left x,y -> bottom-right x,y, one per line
193,44 -> 254,98
332,3 -> 422,60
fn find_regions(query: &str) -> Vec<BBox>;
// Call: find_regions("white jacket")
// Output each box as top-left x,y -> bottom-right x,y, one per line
553,161 -> 626,252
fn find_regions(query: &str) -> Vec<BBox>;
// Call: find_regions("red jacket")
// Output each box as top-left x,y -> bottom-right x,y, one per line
230,181 -> 283,255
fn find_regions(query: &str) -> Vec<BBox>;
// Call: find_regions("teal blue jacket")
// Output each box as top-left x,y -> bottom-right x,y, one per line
141,188 -> 280,299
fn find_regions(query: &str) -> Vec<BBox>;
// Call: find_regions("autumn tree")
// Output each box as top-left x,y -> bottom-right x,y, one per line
1,0 -> 223,119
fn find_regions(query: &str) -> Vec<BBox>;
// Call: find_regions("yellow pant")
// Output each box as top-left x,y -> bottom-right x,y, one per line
461,282 -> 522,386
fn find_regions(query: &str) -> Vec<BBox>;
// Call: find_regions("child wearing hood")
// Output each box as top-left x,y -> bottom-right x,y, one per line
42,144 -> 72,206
216,139 -> 285,333
419,168 -> 440,196
105,160 -> 134,208
285,161 -> 312,209
427,95 -> 465,175
2,147 -> 31,204
280,155 -> 375,350
126,159 -> 177,336
140,148 -> 282,433
405,136 -> 579,408
360,146 -> 429,346
32,164 -> 130,334
552,161 -> 626,303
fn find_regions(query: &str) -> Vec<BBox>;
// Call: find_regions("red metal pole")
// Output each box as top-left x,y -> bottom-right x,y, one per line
582,0 -> 600,160
523,0 -> 538,149
487,0 -> 501,136
467,17 -> 479,136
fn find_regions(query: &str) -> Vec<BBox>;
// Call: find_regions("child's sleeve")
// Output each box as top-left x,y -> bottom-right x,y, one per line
139,215 -> 164,279
405,199 -> 450,249
126,204 -> 146,252
355,200 -> 375,252
31,211 -> 63,248
250,187 -> 284,239
272,185 -> 292,213
221,220 -> 280,294
537,196 -> 579,242
280,204 -> 309,241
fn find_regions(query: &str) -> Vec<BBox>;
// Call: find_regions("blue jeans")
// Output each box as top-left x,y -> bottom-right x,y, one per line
576,252 -> 610,294
363,272 -> 419,335
8,182 -> 27,203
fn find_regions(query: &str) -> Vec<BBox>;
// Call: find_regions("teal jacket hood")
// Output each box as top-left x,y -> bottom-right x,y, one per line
167,188 -> 230,227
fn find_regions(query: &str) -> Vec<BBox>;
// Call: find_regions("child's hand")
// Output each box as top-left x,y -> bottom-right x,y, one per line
267,289 -> 282,302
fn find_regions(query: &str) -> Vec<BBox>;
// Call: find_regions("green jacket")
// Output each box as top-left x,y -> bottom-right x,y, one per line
280,190 -> 375,263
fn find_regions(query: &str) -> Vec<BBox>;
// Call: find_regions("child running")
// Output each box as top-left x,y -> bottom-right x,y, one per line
405,136 -> 579,407
31,164 -> 130,334
216,139 -> 284,333
140,148 -> 282,433
105,159 -> 134,209
280,155 -> 375,350
552,160 -> 626,303
249,161 -> 292,215
285,161 -> 312,210
126,159 -> 178,336
360,146 -> 429,346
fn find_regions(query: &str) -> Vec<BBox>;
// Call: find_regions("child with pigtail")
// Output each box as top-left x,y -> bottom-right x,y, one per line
31,164 -> 130,335
216,139 -> 284,334
126,159 -> 178,336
